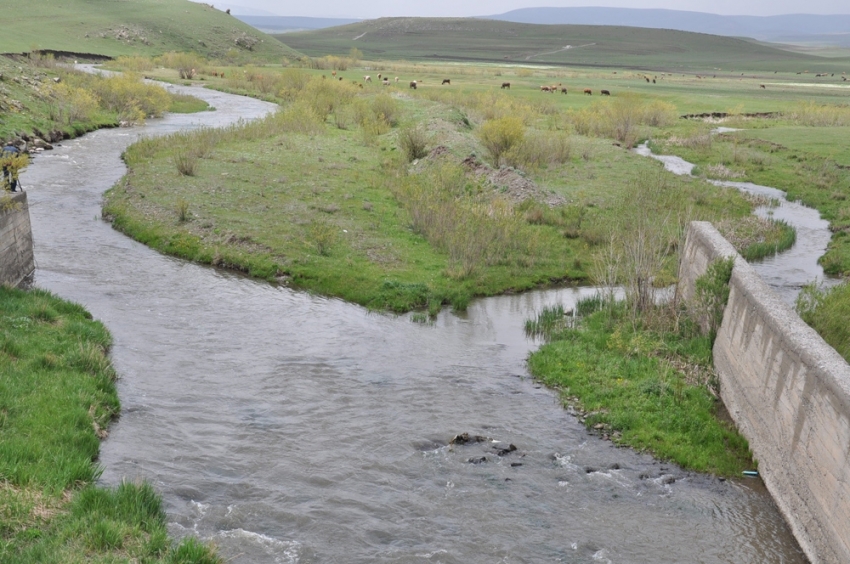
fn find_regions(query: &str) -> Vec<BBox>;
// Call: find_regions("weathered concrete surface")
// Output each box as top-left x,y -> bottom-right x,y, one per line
680,221 -> 850,564
0,192 -> 35,287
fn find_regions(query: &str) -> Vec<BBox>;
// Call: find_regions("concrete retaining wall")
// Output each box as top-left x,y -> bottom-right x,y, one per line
0,192 -> 35,287
680,221 -> 850,564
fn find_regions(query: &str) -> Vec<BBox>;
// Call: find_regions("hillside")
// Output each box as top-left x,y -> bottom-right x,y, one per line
280,18 -> 848,73
235,16 -> 361,34
0,0 -> 302,61
488,8 -> 850,47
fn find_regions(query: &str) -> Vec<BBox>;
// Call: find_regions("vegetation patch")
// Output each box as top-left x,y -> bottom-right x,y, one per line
0,287 -> 219,563
796,281 -> 850,362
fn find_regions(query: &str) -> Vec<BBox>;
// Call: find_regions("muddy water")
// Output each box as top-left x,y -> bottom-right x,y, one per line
634,142 -> 836,304
20,85 -> 807,563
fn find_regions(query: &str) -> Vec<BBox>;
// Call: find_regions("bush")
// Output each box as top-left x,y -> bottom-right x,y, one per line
478,116 -> 525,167
48,83 -> 100,125
505,130 -> 572,170
397,125 -> 430,161
174,150 -> 199,176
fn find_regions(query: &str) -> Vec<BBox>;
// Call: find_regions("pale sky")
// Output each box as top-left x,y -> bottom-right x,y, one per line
209,1 -> 850,18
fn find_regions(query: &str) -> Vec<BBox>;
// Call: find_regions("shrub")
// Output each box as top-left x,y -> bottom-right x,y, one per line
49,83 -> 100,125
478,116 -> 525,167
176,199 -> 190,222
796,281 -> 850,361
505,130 -> 572,170
174,150 -> 199,176
397,125 -> 430,161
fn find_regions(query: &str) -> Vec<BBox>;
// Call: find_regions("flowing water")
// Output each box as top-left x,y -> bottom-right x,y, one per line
19,84 -> 809,563
634,142 -> 836,305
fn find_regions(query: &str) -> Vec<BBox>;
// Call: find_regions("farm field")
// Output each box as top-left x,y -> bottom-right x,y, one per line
280,17 -> 850,74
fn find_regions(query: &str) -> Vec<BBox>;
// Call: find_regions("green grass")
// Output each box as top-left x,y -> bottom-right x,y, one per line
796,281 -> 850,361
280,17 -> 850,73
0,286 -> 220,563
103,66 -> 772,312
527,300 -> 753,476
0,0 -> 301,62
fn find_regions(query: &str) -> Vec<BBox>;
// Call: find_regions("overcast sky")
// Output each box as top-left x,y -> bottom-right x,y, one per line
207,1 -> 850,18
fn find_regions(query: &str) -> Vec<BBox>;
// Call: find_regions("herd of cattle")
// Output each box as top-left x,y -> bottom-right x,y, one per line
329,72 -> 616,95
319,68 -> 849,94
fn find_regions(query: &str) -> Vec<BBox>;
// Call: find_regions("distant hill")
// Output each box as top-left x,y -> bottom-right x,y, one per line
236,16 -> 361,34
488,8 -> 850,47
0,0 -> 302,61
280,17 -> 848,72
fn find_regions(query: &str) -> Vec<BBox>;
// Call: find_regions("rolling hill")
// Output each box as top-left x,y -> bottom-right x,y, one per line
279,18 -> 849,73
488,8 -> 850,47
235,16 -> 361,34
0,0 -> 302,61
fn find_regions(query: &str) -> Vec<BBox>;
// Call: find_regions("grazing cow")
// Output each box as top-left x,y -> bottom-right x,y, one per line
409,81 -> 417,89
501,82 -> 511,89
226,8 -> 230,14
583,88 -> 592,95
760,84 -> 766,89
364,75 -> 372,82
332,71 -> 337,77
442,79 -> 451,85
339,77 -> 343,81
540,85 -> 551,92
395,77 -> 399,83
382,79 -> 390,86
652,79 -> 656,84
645,77 -> 650,83
560,87 -> 567,94
600,89 -> 611,96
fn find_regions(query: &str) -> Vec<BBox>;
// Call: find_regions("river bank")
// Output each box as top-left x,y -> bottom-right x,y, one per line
0,286 -> 220,563
18,77 -> 809,562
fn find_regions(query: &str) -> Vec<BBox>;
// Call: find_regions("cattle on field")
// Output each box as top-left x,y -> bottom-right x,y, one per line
339,77 -> 343,81
501,82 -> 511,89
540,85 -> 551,92
409,81 -> 417,89
395,77 -> 399,83
583,89 -> 592,95
600,89 -> 611,96
332,71 -> 337,77
560,87 -> 567,94
364,75 -> 372,82
378,73 -> 382,80
760,84 -> 766,89
442,79 -> 451,85
383,79 -> 390,86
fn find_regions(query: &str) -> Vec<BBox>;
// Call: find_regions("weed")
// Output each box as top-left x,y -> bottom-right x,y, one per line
176,199 -> 190,222
478,116 -> 525,167
174,150 -> 199,176
307,219 -> 338,255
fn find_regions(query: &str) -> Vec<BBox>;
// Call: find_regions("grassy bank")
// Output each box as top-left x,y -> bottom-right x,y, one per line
527,257 -> 753,476
1,55 -> 209,145
102,65 -> 782,312
0,286 -> 219,563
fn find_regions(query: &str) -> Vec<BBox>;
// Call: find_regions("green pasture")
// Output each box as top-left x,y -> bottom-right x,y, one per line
0,0 -> 300,62
281,17 -> 850,74
103,62 -> 789,313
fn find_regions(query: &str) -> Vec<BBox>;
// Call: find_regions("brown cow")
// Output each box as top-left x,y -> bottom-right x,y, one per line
409,81 -> 417,89
560,87 -> 567,94
583,89 -> 592,95
760,84 -> 766,89
332,71 -> 337,77
442,79 -> 451,85
540,85 -> 550,92
501,82 -> 511,89
600,89 -> 611,96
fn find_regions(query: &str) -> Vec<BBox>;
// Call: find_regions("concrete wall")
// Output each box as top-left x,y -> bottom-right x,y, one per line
0,192 -> 35,287
680,221 -> 850,564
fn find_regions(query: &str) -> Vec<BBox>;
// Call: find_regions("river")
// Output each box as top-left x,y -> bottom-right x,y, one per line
20,84 -> 807,563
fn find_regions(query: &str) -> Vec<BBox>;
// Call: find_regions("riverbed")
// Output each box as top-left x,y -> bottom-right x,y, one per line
20,84 -> 807,563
